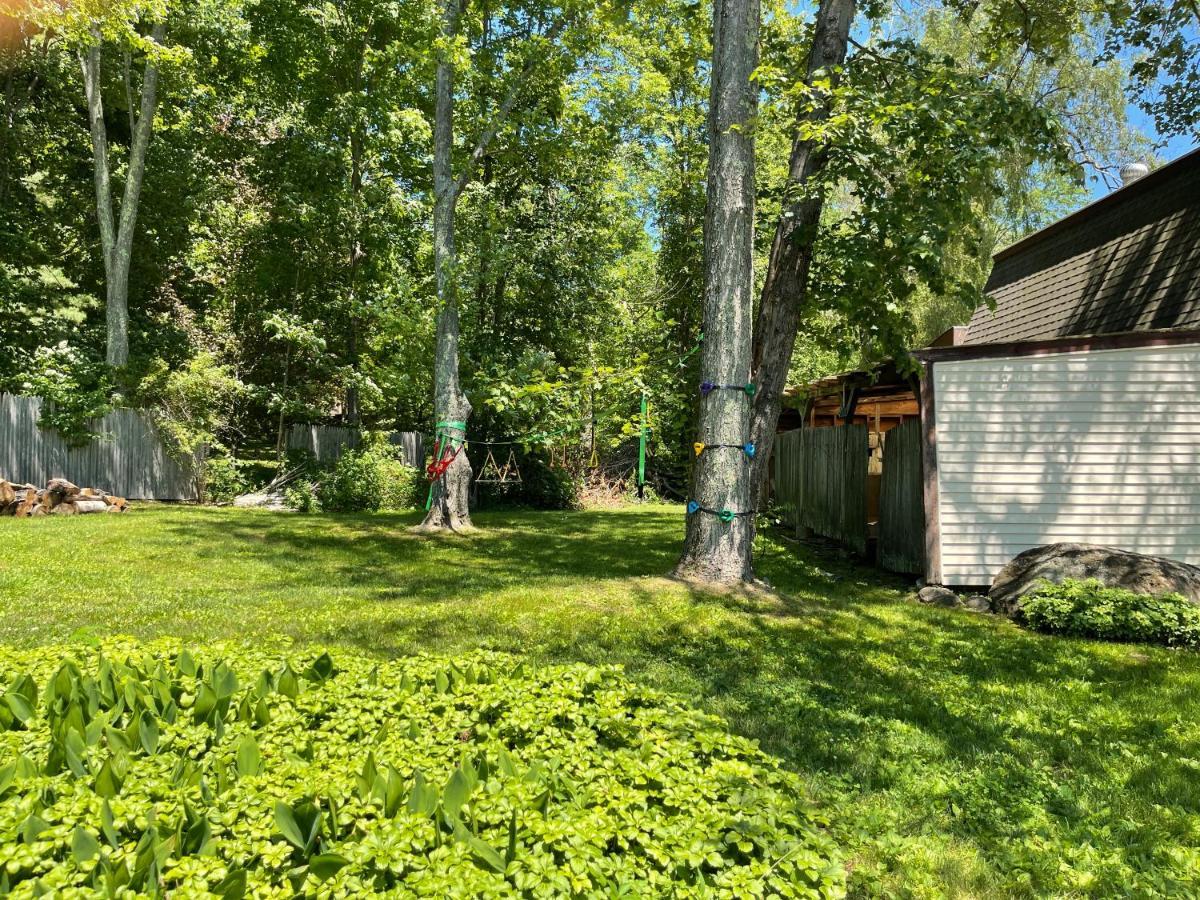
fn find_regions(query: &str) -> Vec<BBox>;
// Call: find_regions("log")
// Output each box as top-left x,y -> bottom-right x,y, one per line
45,478 -> 80,506
74,500 -> 109,514
0,480 -> 14,507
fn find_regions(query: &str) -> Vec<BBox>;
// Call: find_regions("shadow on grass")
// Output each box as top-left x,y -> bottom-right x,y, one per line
109,507 -> 1200,891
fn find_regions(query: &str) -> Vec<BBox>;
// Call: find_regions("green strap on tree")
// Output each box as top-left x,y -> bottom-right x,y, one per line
637,391 -> 648,490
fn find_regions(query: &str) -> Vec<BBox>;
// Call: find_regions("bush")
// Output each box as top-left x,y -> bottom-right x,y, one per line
0,641 -> 844,898
1021,579 -> 1200,649
18,342 -> 112,446
200,454 -> 247,505
317,439 -> 421,513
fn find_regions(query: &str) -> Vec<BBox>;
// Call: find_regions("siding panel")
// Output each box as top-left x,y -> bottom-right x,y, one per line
933,344 -> 1200,585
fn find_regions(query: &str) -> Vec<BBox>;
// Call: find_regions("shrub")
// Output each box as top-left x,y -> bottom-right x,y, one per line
284,480 -> 318,513
1021,579 -> 1200,649
18,342 -> 112,446
317,439 -> 421,513
0,642 -> 843,898
200,454 -> 247,505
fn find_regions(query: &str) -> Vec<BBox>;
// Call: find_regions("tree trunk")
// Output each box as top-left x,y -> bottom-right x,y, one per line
79,22 -> 165,368
747,0 -> 855,497
674,0 -> 759,583
419,0 -> 474,531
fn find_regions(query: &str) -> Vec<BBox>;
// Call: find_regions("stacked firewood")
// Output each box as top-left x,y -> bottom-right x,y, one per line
1,478 -> 129,517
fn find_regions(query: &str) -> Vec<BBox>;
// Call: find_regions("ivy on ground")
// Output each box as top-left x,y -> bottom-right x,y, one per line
0,641 -> 844,898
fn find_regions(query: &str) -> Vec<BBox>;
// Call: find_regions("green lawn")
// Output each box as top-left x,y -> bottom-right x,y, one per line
2,505 -> 1199,897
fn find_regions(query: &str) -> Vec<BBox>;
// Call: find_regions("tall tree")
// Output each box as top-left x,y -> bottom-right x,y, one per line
77,18 -> 167,367
674,0 -> 759,581
420,2 -> 571,531
745,0 -> 854,500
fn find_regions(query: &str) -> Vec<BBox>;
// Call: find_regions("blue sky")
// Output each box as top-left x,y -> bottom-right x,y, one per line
1088,105 -> 1200,199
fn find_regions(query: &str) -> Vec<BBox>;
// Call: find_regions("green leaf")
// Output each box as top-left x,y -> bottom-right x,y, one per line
100,800 -> 119,847
177,649 -> 197,677
94,756 -> 124,798
442,767 -> 472,820
138,711 -> 159,755
309,853 -> 350,881
235,735 -> 262,778
21,813 -> 50,844
274,802 -> 306,850
304,652 -> 334,683
4,692 -> 34,725
506,810 -> 517,865
72,826 -> 100,864
408,769 -> 437,816
216,867 -> 246,900
277,665 -> 299,699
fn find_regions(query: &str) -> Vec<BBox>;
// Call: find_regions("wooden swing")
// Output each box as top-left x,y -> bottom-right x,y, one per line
475,448 -> 522,484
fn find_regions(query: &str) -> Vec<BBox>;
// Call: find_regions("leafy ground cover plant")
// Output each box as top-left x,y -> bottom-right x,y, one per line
0,641 -> 843,898
1021,579 -> 1200,649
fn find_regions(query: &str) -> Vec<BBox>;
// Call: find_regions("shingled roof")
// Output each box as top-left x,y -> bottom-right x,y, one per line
965,148 -> 1200,345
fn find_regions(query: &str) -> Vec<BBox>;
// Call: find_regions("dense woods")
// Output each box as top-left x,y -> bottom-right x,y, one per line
0,0 -> 1192,518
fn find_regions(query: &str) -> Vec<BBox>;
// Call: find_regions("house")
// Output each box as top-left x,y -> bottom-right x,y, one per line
778,148 -> 1200,587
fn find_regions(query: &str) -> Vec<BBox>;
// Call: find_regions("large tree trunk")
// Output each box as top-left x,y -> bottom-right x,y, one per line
420,0 -> 474,531
674,0 -> 759,583
747,0 -> 855,495
79,23 -> 165,368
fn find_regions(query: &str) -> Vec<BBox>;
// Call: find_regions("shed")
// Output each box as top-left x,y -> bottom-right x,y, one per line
777,148 -> 1200,587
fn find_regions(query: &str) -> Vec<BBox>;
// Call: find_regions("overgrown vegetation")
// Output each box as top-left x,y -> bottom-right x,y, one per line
0,640 -> 841,897
3,507 -> 1199,895
1022,578 -> 1200,649
314,440 -> 422,513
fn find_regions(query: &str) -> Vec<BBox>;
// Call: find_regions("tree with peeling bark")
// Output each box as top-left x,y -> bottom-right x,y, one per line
72,12 -> 169,368
420,0 -> 574,532
674,0 -> 759,582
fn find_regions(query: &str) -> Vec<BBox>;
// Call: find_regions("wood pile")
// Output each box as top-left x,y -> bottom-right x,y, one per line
1,478 -> 129,517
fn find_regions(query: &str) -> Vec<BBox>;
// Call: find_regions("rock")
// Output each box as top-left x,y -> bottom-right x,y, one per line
918,586 -> 960,607
989,543 -> 1200,616
961,594 -> 992,613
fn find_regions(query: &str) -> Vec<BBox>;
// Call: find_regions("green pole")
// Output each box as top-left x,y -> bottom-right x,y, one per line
637,391 -> 648,498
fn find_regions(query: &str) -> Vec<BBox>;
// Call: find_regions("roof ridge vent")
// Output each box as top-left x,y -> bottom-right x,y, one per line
1119,160 -> 1150,187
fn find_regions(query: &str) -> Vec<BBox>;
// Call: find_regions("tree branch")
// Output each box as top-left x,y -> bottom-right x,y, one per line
451,15 -> 569,201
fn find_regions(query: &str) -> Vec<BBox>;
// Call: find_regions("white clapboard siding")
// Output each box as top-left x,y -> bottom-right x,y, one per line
933,344 -> 1200,585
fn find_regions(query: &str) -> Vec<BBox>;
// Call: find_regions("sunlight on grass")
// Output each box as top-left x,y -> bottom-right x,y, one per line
2,505 -> 1199,896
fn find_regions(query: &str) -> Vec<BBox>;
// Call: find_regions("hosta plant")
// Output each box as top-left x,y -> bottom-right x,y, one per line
0,641 -> 844,898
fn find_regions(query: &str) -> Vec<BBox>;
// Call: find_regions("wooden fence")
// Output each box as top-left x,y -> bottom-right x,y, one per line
877,419 -> 925,574
0,393 -> 198,500
773,424 -> 868,556
286,425 -> 424,468
773,421 -> 924,571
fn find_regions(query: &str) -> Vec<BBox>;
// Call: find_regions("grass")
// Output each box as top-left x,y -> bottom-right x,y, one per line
2,505 -> 1199,897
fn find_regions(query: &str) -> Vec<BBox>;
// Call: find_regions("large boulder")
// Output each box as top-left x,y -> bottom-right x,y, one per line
989,543 -> 1200,616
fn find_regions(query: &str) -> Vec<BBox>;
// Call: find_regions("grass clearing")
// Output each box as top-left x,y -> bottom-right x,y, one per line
2,505 -> 1199,896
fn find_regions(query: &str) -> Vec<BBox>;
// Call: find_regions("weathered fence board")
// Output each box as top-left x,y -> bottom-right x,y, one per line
0,393 -> 197,500
772,425 -> 868,555
286,425 -> 424,468
286,425 -> 361,464
773,429 -> 805,528
877,419 -> 925,574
